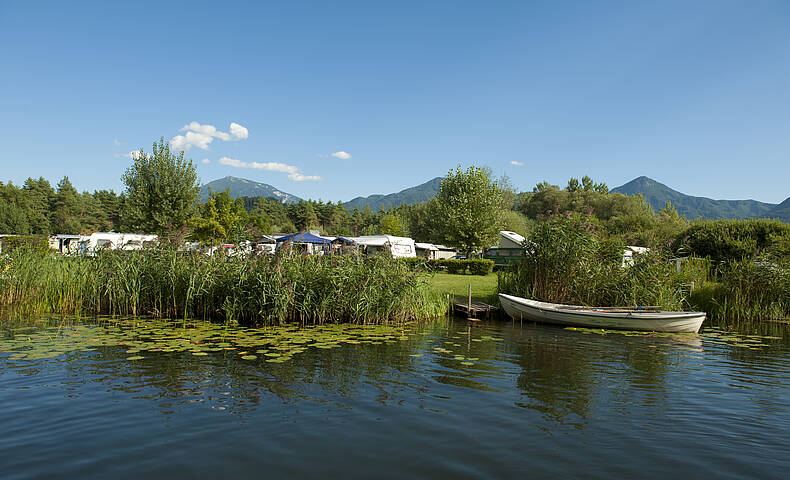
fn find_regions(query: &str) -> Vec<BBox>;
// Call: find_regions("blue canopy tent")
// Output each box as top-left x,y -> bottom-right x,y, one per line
275,232 -> 332,244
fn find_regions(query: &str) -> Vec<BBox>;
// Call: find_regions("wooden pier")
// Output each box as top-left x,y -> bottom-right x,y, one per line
452,284 -> 497,319
454,301 -> 497,319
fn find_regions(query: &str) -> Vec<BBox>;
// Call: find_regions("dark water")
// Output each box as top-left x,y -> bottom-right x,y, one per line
1,317 -> 789,479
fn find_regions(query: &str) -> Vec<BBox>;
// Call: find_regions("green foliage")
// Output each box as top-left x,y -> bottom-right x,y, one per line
0,248 -> 446,324
121,138 -> 200,234
500,210 -> 533,238
430,165 -> 505,257
468,259 -> 495,275
690,256 -> 790,321
676,218 -> 790,264
398,258 -> 494,276
0,178 -> 124,235
189,188 -> 249,245
0,235 -> 48,255
378,213 -> 405,236
498,216 -> 685,309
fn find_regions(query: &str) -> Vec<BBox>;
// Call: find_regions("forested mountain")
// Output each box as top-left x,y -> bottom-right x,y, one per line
611,176 -> 784,220
769,197 -> 790,222
343,177 -> 442,212
199,176 -> 301,204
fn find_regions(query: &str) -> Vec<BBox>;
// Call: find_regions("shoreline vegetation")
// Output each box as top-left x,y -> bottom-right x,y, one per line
0,247 -> 445,325
2,145 -> 789,325
497,216 -> 790,323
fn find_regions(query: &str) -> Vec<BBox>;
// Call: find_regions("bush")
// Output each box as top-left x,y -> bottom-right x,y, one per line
444,259 -> 466,274
675,219 -> 790,264
0,235 -> 48,255
468,259 -> 494,275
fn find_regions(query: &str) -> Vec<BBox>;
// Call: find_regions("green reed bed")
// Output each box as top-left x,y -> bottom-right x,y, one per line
0,248 -> 445,325
497,216 -> 700,310
690,256 -> 790,322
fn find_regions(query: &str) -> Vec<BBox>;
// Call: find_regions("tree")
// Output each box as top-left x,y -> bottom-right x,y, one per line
50,176 -> 83,234
189,188 -> 249,245
378,213 -> 404,236
430,165 -> 505,257
22,177 -> 54,234
121,138 -> 199,234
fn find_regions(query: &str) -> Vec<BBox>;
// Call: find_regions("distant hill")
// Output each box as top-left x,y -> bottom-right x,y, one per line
769,197 -> 790,222
611,176 -> 786,221
343,177 -> 443,211
199,176 -> 301,204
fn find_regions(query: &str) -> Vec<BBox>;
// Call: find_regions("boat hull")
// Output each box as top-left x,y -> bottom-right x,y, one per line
499,294 -> 705,333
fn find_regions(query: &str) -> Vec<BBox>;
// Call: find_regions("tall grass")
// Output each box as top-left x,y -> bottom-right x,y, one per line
690,255 -> 790,321
498,216 -> 693,310
0,247 -> 445,325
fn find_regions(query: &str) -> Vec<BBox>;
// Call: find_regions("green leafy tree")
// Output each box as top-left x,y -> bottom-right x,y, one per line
378,213 -> 404,236
189,189 -> 249,245
430,165 -> 505,257
121,138 -> 199,234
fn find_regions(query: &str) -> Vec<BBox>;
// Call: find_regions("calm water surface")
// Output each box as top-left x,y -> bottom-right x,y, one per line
1,316 -> 788,479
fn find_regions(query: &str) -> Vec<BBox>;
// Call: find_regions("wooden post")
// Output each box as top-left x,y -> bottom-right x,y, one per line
468,284 -> 472,313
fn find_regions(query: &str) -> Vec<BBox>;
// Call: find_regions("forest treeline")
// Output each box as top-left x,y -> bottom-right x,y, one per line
3,171 -> 789,260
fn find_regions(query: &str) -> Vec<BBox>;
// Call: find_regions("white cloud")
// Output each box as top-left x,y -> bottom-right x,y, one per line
170,131 -> 213,152
510,161 -> 524,166
201,158 -> 210,164
113,139 -> 121,146
288,173 -> 323,182
120,150 -> 144,159
229,122 -> 248,140
331,151 -> 352,160
170,121 -> 249,152
219,156 -> 322,182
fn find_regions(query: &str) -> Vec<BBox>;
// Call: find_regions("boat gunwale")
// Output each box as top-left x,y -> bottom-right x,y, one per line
498,294 -> 706,322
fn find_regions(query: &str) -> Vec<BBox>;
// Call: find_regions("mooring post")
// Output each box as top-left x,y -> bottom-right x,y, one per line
468,284 -> 472,313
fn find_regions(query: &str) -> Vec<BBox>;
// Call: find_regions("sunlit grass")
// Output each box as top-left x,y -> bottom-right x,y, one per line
0,248 -> 446,325
427,272 -> 498,304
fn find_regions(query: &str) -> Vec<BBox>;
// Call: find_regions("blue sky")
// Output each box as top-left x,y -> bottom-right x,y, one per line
1,0 -> 788,203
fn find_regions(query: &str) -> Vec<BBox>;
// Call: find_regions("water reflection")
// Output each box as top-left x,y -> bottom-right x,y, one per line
1,316 -> 789,479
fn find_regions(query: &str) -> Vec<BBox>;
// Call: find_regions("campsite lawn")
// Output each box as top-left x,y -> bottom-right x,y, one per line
427,272 -> 498,304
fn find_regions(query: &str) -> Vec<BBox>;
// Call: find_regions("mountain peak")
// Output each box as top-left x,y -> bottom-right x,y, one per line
612,176 -> 780,221
199,177 -> 301,204
343,177 -> 442,211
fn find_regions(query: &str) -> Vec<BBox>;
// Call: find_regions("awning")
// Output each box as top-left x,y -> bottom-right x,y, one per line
275,232 -> 332,244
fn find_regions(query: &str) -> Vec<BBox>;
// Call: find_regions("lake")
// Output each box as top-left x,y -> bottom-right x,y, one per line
1,316 -> 788,479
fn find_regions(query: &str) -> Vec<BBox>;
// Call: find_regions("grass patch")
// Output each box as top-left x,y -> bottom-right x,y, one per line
427,272 -> 498,304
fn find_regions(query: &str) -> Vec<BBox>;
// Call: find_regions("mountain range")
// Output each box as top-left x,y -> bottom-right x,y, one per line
199,176 -> 301,204
342,177 -> 443,211
200,174 -> 790,222
611,176 -> 789,222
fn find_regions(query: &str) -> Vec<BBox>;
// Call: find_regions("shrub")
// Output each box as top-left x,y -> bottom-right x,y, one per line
468,259 -> 494,275
675,219 -> 790,264
444,259 -> 466,274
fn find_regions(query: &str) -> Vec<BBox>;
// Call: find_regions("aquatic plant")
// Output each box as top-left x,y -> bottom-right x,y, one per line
690,255 -> 790,321
498,216 -> 687,309
0,247 -> 446,325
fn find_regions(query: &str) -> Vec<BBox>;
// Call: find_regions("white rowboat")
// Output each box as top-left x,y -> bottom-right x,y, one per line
499,294 -> 705,333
